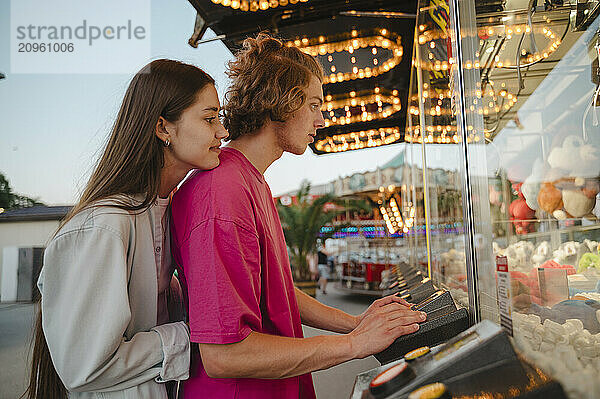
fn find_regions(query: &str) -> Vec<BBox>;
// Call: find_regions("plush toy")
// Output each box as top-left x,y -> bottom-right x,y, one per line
548,135 -> 600,178
582,239 -> 599,253
552,241 -> 581,266
522,158 -> 545,211
537,182 -> 563,214
578,253 -> 600,273
548,136 -> 579,171
561,179 -> 599,219
509,199 -> 536,234
514,241 -> 534,268
531,241 -> 551,266
509,183 -> 536,234
537,259 -> 576,275
540,135 -> 600,220
498,241 -> 534,272
562,189 -> 596,217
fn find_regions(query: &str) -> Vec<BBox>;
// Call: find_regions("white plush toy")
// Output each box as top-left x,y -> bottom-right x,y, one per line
548,135 -> 600,178
552,241 -> 581,266
497,241 -> 534,272
522,158 -> 546,211
514,241 -> 534,268
513,313 -> 600,399
583,239 -> 599,253
532,241 -> 551,266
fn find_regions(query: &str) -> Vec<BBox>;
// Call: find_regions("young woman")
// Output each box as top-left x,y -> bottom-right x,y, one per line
25,59 -> 228,399
170,34 -> 424,399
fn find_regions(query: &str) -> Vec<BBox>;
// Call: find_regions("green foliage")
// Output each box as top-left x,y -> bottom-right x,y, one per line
277,181 -> 368,281
0,172 -> 44,210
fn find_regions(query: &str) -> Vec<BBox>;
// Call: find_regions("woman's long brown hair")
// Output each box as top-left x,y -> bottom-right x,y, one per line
24,59 -> 215,399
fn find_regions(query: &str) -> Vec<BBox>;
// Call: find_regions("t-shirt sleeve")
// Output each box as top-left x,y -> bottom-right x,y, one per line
182,217 -> 262,344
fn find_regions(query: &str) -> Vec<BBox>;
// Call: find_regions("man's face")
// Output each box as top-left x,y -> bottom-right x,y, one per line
274,75 -> 325,155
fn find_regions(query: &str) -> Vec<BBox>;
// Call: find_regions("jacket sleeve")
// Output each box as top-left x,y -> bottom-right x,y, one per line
38,224 -> 190,392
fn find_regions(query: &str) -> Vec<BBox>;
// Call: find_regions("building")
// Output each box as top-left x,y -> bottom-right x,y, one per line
0,206 -> 71,301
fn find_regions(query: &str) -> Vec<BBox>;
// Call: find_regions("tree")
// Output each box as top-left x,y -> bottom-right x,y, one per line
0,172 -> 44,210
0,173 -> 12,209
277,181 -> 367,281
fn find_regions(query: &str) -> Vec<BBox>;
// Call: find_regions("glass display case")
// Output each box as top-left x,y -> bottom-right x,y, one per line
410,0 -> 600,397
406,0 -> 471,310
324,159 -> 432,296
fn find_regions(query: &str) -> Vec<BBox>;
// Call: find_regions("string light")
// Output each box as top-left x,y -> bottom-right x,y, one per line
418,59 -> 452,71
408,94 -> 452,117
404,128 -> 485,144
414,29 -> 454,72
418,24 -> 561,71
408,85 -> 516,118
480,86 -> 517,116
380,198 -> 415,234
287,29 -> 403,84
323,88 -> 402,127
315,127 -> 401,153
418,29 -> 448,45
406,76 -> 516,144
404,125 -> 459,144
210,0 -> 307,12
380,206 -> 395,233
417,88 -> 452,98
480,24 -> 562,67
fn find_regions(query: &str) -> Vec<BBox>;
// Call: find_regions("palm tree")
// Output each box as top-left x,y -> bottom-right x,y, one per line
277,181 -> 367,281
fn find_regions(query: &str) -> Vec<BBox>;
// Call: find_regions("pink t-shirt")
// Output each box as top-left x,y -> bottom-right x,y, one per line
170,147 -> 316,399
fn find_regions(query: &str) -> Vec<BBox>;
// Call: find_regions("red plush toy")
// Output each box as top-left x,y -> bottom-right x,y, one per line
509,183 -> 536,234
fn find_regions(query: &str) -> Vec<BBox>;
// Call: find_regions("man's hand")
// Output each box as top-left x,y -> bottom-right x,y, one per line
348,296 -> 426,359
352,294 -> 414,329
197,294 -> 426,379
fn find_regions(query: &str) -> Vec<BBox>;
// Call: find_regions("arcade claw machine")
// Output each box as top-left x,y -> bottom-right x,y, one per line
353,0 -> 600,398
447,0 -> 600,397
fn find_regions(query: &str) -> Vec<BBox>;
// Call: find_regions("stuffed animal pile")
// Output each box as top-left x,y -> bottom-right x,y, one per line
513,313 -> 600,399
494,239 -> 600,308
535,135 -> 599,220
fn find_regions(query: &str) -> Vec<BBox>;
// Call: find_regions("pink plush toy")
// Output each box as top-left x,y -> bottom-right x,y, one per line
536,259 -> 576,275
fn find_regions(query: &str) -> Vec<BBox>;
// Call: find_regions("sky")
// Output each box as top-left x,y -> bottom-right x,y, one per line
0,0 -> 409,205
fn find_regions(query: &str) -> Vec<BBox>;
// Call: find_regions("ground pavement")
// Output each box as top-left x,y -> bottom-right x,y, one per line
0,285 -> 380,399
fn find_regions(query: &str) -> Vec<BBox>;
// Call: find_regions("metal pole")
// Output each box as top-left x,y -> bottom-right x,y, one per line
449,0 -> 481,324
414,18 -> 433,279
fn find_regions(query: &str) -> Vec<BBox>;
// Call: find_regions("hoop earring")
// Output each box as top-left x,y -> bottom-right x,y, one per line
164,138 -> 170,147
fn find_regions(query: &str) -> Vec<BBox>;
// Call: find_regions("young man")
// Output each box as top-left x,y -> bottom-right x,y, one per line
170,33 -> 426,398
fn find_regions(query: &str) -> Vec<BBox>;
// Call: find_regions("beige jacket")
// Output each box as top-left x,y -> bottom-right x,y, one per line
37,199 -> 190,399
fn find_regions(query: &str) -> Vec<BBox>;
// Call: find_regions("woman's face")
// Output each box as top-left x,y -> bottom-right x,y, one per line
165,84 -> 228,171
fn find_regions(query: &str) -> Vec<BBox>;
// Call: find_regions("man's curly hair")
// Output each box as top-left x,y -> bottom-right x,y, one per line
223,33 -> 324,140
